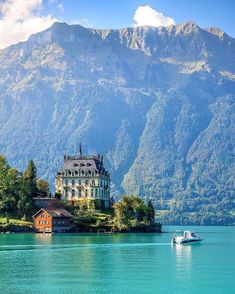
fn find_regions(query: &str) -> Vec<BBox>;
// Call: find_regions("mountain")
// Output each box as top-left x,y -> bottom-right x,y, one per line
0,21 -> 234,224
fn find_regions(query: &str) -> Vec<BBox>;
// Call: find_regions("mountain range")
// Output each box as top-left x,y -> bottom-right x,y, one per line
0,21 -> 234,224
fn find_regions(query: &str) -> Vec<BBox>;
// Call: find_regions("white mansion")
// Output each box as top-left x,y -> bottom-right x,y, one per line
55,148 -> 111,209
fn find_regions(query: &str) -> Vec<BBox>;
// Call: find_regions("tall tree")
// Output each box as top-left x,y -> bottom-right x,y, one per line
24,160 -> 37,180
23,160 -> 38,198
0,156 -> 18,214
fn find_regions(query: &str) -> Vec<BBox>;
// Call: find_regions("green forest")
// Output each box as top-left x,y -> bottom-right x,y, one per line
0,154 -> 50,219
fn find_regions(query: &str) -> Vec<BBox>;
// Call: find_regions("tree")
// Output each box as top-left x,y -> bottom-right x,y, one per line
0,156 -> 21,215
17,176 -> 34,217
113,195 -> 145,231
112,195 -> 160,232
23,160 -> 38,198
37,179 -> 50,197
23,160 -> 37,180
145,200 -> 155,224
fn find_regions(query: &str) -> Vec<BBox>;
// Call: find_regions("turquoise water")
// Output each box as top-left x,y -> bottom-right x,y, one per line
0,226 -> 234,294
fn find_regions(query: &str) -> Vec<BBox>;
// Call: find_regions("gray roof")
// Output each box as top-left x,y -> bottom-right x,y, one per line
57,155 -> 110,176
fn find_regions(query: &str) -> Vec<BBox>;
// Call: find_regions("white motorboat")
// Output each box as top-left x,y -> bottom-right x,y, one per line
172,230 -> 203,244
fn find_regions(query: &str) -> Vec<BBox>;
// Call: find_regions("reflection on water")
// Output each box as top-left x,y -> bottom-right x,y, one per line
34,233 -> 52,243
172,244 -> 192,280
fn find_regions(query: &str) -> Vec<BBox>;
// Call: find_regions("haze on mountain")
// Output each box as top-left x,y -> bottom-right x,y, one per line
0,20 -> 234,224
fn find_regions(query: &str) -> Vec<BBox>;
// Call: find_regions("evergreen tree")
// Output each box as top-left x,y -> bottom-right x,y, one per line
24,160 -> 37,180
23,160 -> 38,198
0,156 -> 19,214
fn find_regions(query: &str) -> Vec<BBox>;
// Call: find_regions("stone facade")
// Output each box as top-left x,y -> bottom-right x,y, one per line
55,151 -> 111,209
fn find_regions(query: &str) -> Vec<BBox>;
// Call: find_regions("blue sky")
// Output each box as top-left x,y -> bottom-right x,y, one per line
0,0 -> 234,49
45,0 -> 235,36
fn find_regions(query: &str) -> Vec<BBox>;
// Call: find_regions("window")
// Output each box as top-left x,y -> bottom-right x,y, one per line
78,180 -> 81,185
92,180 -> 95,186
65,189 -> 68,198
78,189 -> 82,197
45,220 -> 48,224
85,189 -> 88,197
95,189 -> 98,197
53,220 -> 57,225
91,189 -> 94,197
72,190 -> 75,198
72,180 -> 75,186
85,179 -> 88,186
65,180 -> 68,186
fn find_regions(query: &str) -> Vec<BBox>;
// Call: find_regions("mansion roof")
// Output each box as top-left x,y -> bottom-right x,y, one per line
57,155 -> 110,177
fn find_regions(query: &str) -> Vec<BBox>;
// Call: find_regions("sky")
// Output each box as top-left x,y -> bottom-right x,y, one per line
0,0 -> 235,49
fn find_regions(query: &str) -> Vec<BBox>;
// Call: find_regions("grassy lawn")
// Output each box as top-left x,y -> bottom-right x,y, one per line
0,217 -> 33,226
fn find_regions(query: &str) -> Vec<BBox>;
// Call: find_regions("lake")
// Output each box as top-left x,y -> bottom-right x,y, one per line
0,226 -> 234,294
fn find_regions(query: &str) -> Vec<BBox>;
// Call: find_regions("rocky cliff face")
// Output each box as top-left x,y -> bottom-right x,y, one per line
0,21 -> 234,222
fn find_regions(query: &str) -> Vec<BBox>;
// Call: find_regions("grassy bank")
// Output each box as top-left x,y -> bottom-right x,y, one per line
0,217 -> 34,233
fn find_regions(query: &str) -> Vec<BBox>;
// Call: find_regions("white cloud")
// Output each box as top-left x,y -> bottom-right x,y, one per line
0,0 -> 56,49
133,5 -> 175,28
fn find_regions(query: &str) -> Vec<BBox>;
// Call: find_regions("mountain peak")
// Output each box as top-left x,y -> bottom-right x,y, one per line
175,20 -> 200,34
205,27 -> 227,39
